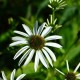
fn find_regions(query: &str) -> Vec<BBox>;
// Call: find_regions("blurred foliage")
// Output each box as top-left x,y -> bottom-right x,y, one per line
0,0 -> 80,80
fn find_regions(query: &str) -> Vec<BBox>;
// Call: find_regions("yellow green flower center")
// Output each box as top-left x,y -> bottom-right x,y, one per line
28,35 -> 45,50
65,72 -> 76,80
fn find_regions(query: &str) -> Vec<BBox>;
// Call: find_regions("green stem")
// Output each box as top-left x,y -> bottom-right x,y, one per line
20,67 -> 23,74
45,69 -> 52,80
52,10 -> 55,21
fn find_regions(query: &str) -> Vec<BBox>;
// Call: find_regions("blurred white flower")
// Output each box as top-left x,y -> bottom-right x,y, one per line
0,69 -> 26,80
10,21 -> 62,72
56,60 -> 80,80
48,0 -> 67,10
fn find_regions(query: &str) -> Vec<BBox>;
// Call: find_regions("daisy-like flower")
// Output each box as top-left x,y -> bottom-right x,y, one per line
48,0 -> 67,10
55,60 -> 80,80
10,21 -> 62,72
0,69 -> 26,80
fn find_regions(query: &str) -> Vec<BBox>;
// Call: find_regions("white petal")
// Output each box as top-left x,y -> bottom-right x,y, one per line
76,74 -> 80,79
50,15 -> 53,24
18,49 -> 31,66
59,0 -> 63,3
53,18 -> 57,24
13,46 -> 29,60
45,35 -> 62,41
38,50 -> 48,68
76,73 -> 80,77
10,41 -> 27,46
14,30 -> 28,37
24,49 -> 35,65
48,5 -> 53,9
56,0 -> 59,2
74,63 -> 80,73
41,27 -> 52,37
12,36 -> 26,41
37,22 -> 46,35
22,24 -> 32,35
34,51 -> 39,72
47,19 -> 49,25
66,60 -> 70,72
76,76 -> 80,79
59,2 -> 66,6
45,42 -> 62,48
10,69 -> 16,80
55,68 -> 65,75
1,71 -> 7,80
16,74 -> 26,80
59,1 -> 65,5
33,21 -> 38,35
43,47 -> 56,62
42,49 -> 53,67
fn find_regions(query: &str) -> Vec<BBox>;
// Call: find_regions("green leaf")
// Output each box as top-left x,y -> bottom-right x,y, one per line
20,17 -> 33,29
64,44 -> 80,61
16,62 -> 35,76
60,6 -> 77,24
36,0 -> 49,17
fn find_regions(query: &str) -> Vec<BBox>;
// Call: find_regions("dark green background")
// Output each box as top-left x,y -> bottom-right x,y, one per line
0,0 -> 80,80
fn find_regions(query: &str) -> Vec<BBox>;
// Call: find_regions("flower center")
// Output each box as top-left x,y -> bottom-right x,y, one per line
28,35 -> 45,50
65,72 -> 76,80
49,1 -> 59,9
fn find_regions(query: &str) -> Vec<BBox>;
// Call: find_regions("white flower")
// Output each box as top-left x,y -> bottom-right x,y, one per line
10,21 -> 62,72
48,0 -> 67,10
55,60 -> 80,80
0,69 -> 26,80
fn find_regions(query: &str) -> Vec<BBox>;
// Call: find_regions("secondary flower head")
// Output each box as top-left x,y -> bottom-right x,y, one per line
10,21 -> 62,72
48,0 -> 67,11
0,69 -> 26,80
56,60 -> 80,80
47,15 -> 62,31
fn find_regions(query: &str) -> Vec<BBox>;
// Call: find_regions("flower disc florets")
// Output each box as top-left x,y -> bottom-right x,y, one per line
65,72 -> 76,80
49,1 -> 59,9
29,35 -> 45,50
